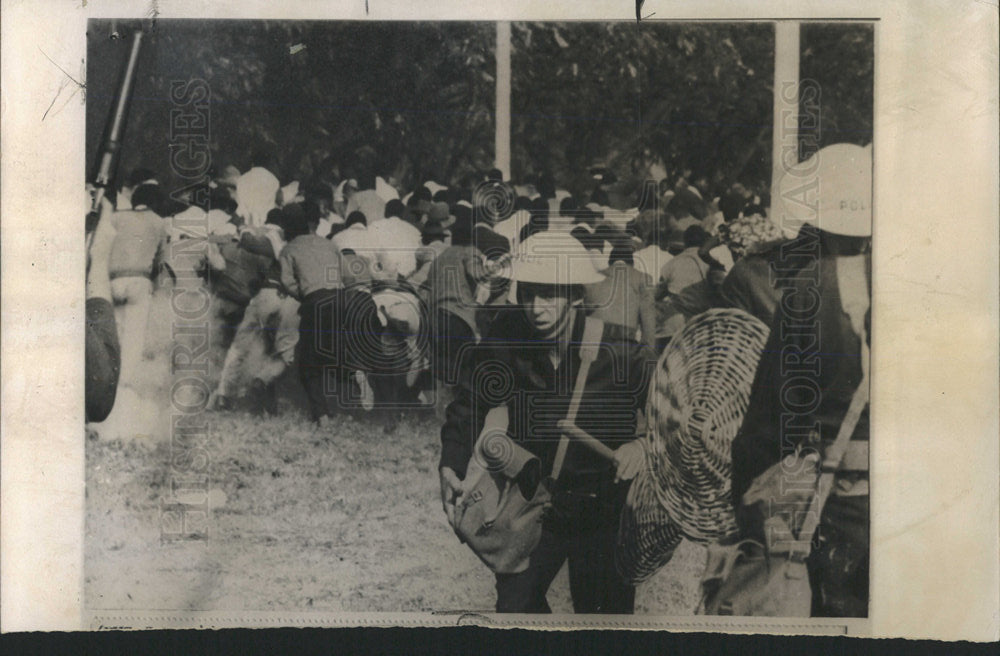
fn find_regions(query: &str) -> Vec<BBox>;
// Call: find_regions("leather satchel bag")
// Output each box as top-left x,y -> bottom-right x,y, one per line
697,515 -> 813,616
698,372 -> 868,616
452,406 -> 551,574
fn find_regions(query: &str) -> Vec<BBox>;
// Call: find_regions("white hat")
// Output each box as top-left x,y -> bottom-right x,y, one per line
279,180 -> 302,206
776,143 -> 872,237
508,231 -> 606,285
423,180 -> 448,197
212,164 -> 241,190
376,176 -> 401,203
207,208 -> 236,236
235,166 -> 280,228
167,205 -> 206,241
334,179 -> 353,203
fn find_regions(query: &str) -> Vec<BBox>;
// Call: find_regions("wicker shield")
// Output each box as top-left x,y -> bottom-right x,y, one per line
614,441 -> 683,585
649,307 -> 770,544
615,308 -> 769,584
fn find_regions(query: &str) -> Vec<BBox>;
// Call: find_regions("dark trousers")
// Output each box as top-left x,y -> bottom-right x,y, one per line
85,298 -> 120,423
430,308 -> 477,385
297,288 -> 383,419
495,481 -> 635,614
297,289 -> 344,421
808,492 -> 869,617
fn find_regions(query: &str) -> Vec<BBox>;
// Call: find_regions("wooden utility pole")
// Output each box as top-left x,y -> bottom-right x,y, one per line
771,21 -> 800,207
495,21 -> 512,180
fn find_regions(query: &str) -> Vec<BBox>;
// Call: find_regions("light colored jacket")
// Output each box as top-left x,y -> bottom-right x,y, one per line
585,261 -> 657,346
109,209 -> 167,278
279,234 -> 343,299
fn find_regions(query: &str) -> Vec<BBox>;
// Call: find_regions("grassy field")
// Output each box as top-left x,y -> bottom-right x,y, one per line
85,291 -> 705,617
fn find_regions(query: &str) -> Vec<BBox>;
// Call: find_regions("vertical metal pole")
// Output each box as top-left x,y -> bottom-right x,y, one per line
495,21 -> 512,180
771,21 -> 800,205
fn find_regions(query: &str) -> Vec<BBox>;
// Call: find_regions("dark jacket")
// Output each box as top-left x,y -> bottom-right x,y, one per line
239,229 -> 282,289
731,238 -> 871,505
425,245 -> 487,333
440,307 -> 656,490
472,223 -> 511,261
719,250 -> 784,326
212,240 -> 273,305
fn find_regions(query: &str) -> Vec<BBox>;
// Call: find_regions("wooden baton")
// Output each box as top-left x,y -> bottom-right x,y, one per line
556,420 -> 616,462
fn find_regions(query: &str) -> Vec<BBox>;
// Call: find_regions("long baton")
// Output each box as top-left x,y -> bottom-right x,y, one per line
556,420 -> 616,462
551,317 -> 604,478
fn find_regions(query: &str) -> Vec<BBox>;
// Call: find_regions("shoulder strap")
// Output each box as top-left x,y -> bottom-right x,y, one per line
551,316 -> 604,480
794,256 -> 870,552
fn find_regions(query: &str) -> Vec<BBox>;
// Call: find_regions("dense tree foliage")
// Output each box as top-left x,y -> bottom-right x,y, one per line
510,22 -> 776,196
87,20 -> 872,200
800,22 -> 874,153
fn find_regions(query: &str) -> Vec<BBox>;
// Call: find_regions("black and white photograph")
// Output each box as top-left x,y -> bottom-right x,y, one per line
0,0 -> 993,640
80,16 -> 876,626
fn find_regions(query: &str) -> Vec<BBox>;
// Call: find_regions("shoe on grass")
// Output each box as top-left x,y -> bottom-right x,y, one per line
210,392 -> 234,411
248,379 -> 267,415
263,382 -> 279,416
356,370 -> 375,411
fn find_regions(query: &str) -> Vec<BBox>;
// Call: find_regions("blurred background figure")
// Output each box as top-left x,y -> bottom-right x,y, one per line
585,244 -> 658,351
107,181 -> 168,389
236,149 -> 280,228
279,202 -> 346,426
210,207 -> 299,415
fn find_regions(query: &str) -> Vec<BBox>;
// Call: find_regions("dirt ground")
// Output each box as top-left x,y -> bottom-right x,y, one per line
85,290 -> 706,617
